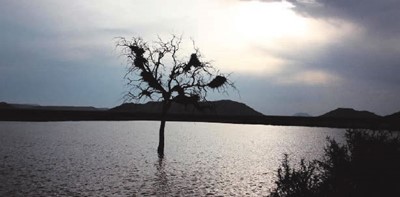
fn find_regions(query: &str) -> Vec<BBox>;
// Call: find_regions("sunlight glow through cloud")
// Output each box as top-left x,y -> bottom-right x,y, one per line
194,0 -> 356,78
232,1 -> 308,43
276,70 -> 342,86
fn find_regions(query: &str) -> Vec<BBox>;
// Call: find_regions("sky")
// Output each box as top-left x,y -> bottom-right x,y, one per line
1,0 -> 399,116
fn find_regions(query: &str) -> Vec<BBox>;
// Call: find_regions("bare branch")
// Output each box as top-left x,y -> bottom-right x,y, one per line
116,35 -> 234,106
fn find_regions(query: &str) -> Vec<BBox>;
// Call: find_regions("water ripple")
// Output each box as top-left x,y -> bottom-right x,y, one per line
0,121 -> 344,196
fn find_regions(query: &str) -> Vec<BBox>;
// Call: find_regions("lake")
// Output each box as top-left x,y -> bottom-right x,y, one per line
0,121 -> 344,196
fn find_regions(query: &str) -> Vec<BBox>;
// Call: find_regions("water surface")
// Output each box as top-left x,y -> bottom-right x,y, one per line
0,121 -> 344,196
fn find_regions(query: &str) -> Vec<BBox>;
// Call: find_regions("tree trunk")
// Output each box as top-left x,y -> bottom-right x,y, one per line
157,101 -> 169,158
157,118 -> 166,157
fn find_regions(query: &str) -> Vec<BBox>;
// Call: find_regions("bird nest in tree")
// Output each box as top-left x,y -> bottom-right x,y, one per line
140,71 -> 161,90
129,45 -> 145,56
184,54 -> 202,72
208,75 -> 227,89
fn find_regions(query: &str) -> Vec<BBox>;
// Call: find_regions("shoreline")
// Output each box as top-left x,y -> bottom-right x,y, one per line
1,108 -> 399,131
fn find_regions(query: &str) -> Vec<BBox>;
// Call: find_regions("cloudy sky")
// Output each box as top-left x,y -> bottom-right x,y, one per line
1,0 -> 399,116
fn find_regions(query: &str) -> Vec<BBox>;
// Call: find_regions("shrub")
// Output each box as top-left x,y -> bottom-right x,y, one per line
269,129 -> 400,197
269,154 -> 322,197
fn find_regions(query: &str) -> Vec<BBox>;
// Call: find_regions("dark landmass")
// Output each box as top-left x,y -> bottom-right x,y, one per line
0,102 -> 14,109
385,111 -> 400,120
293,112 -> 311,117
320,108 -> 380,119
8,103 -> 105,111
111,100 -> 263,116
1,101 -> 399,131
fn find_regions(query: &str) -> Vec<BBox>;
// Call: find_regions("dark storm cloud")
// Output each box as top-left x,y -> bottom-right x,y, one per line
236,0 -> 400,115
234,68 -> 400,116
291,0 -> 400,37
286,0 -> 400,88
245,0 -> 400,37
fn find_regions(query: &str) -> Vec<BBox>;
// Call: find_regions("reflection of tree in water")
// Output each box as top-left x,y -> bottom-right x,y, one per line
153,158 -> 170,195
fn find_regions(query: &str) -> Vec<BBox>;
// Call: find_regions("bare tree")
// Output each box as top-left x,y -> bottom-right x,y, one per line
116,35 -> 233,157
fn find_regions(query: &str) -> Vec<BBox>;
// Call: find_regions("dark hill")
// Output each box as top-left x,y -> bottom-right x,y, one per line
7,103 -> 104,111
35,106 -> 103,111
111,100 -> 264,117
385,111 -> 400,120
293,113 -> 311,117
0,102 -> 13,109
320,108 -> 380,119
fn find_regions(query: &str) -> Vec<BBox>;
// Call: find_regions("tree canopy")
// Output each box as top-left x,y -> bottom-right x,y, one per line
116,35 -> 233,107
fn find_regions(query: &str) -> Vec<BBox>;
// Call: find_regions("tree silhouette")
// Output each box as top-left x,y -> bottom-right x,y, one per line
116,35 -> 233,157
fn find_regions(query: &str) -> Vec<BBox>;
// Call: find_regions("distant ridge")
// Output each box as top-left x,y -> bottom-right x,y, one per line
293,113 -> 311,117
320,108 -> 380,119
0,102 -> 105,111
2,101 -> 400,130
0,102 -> 13,109
385,111 -> 400,120
111,100 -> 264,117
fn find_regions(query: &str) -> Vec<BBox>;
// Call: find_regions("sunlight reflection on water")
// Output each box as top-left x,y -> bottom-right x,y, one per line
0,121 -> 344,196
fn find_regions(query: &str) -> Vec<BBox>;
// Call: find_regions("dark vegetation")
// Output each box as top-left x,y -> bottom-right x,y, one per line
269,129 -> 400,197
